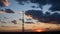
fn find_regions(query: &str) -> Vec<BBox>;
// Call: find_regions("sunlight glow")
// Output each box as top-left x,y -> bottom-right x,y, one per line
27,15 -> 32,19
34,28 -> 46,32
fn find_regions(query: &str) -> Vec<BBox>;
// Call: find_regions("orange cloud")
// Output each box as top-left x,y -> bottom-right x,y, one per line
0,0 -> 9,6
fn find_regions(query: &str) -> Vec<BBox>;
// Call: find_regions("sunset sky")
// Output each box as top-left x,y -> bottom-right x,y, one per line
0,0 -> 60,25
0,0 -> 60,32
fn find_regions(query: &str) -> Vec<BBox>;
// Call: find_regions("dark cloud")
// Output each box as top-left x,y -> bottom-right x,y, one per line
5,9 -> 15,13
49,5 -> 60,11
0,9 -> 15,13
31,6 -> 36,8
30,0 -> 60,11
25,10 -> 46,22
31,5 -> 39,8
0,1 -> 5,7
11,20 -> 17,24
25,10 -> 43,19
30,0 -> 48,5
16,0 -> 60,11
49,13 -> 60,23
48,0 -> 60,11
48,0 -> 60,5
16,0 -> 28,2
24,22 -> 34,24
0,9 -> 4,11
25,10 -> 60,24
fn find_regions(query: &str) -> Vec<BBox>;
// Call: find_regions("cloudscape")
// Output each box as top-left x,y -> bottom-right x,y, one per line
0,0 -> 60,32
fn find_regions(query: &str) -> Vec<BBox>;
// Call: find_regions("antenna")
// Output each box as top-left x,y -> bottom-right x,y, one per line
22,11 -> 24,32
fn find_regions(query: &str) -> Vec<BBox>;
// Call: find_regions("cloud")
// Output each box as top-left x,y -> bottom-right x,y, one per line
30,0 -> 60,11
11,20 -> 17,24
0,19 -> 6,23
5,9 -> 15,13
16,0 -> 29,5
16,0 -> 60,11
48,0 -> 60,11
49,13 -> 60,23
25,10 -> 43,19
15,0 -> 48,9
0,0 -> 9,7
0,9 -> 15,14
2,0 -> 9,6
15,0 -> 60,24
0,1 -> 4,7
25,10 -> 60,24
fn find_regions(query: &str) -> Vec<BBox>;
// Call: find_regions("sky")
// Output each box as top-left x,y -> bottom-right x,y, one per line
0,0 -> 60,32
0,0 -> 60,24
4,0 -> 41,12
3,0 -> 52,12
0,0 -> 42,24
